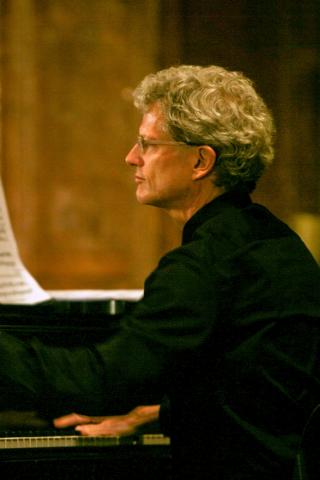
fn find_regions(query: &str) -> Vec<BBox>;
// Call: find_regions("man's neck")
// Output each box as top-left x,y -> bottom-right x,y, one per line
165,186 -> 225,230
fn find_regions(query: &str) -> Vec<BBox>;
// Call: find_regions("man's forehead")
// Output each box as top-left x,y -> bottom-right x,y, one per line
139,103 -> 166,136
145,102 -> 164,120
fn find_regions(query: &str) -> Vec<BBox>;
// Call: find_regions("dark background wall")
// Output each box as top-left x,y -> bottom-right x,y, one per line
161,0 -> 320,215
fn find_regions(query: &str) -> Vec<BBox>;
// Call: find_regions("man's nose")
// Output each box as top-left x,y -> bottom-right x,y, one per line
125,143 -> 143,166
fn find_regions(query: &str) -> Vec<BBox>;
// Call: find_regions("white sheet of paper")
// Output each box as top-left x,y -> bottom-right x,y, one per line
0,180 -> 50,304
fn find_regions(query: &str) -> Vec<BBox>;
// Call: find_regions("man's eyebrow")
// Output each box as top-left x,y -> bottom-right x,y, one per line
138,134 -> 157,141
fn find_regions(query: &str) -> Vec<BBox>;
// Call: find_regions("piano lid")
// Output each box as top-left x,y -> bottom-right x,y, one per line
0,289 -> 144,331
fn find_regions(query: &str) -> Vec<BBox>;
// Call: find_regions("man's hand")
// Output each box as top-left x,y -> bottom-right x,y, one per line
53,405 -> 160,436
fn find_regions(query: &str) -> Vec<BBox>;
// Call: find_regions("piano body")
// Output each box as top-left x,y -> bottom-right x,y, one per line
0,431 -> 171,479
0,295 -> 171,479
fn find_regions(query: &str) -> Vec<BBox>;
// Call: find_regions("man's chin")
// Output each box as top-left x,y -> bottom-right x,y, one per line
136,190 -> 151,204
136,194 -> 161,208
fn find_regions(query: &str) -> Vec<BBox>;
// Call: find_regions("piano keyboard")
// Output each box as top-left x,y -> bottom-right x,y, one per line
0,430 -> 172,480
0,431 -> 170,449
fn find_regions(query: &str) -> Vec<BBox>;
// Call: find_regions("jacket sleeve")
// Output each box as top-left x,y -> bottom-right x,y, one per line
0,247 -> 217,417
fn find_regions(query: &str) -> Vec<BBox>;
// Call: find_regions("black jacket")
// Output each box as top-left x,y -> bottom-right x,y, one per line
0,191 -> 319,479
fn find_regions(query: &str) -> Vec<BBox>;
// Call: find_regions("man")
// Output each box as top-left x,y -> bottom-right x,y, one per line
0,65 -> 319,479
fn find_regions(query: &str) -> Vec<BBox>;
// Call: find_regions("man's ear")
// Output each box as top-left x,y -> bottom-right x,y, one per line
192,146 -> 217,180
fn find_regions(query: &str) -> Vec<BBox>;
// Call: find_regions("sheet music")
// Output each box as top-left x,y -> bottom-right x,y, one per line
0,180 -> 50,304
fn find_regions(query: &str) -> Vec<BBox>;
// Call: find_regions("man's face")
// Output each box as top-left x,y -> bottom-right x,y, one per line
125,102 -> 198,210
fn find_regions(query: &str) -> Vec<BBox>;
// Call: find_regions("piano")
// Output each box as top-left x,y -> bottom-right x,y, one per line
0,431 -> 170,449
0,293 -> 137,343
0,293 -> 172,479
0,431 -> 171,479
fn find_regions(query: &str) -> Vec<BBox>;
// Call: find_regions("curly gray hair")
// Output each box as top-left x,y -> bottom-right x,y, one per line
133,65 -> 275,192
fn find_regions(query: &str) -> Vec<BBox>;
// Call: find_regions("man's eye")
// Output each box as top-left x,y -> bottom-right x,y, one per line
143,141 -> 155,153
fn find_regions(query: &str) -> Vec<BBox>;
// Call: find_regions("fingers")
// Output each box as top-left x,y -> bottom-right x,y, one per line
75,422 -> 116,436
53,405 -> 161,437
54,413 -> 137,436
75,417 -> 136,437
54,413 -> 92,428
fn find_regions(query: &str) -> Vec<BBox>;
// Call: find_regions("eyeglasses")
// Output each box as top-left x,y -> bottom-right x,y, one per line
136,135 -> 197,155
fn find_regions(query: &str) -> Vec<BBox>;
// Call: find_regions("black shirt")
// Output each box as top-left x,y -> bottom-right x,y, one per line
0,191 -> 319,479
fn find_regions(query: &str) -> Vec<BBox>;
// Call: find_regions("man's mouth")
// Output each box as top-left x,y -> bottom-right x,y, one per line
135,175 -> 145,183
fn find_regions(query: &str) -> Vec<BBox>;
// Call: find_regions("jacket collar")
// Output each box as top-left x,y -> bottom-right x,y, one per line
182,190 -> 252,244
